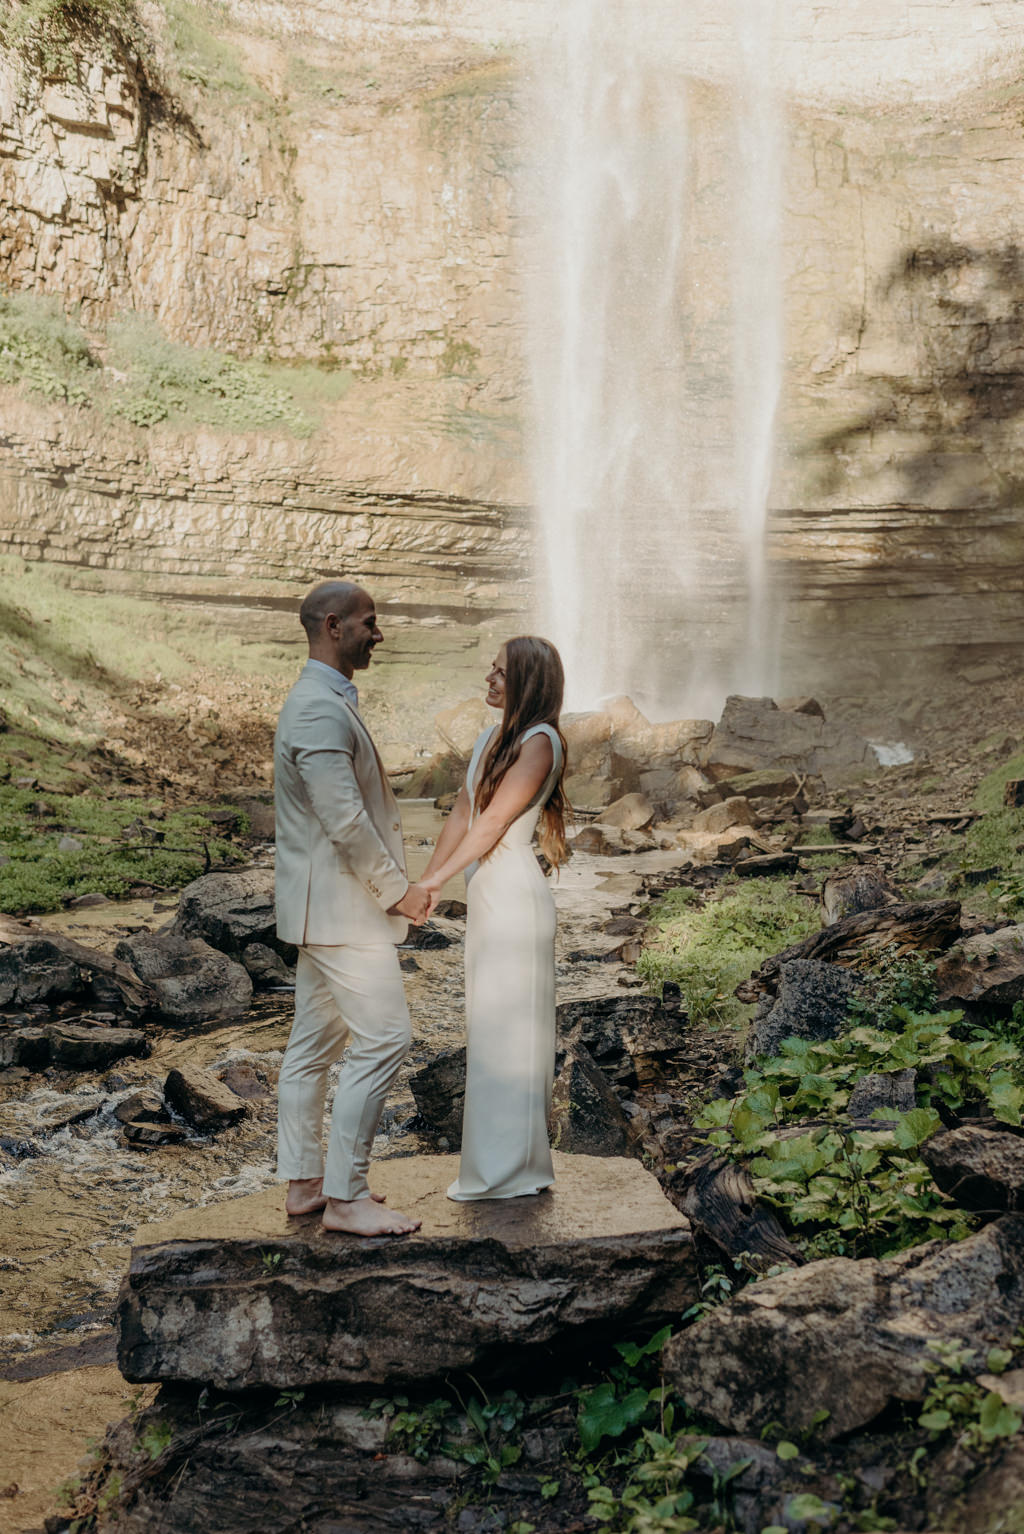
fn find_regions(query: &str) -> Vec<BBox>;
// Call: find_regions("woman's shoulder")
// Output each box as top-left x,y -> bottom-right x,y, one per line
518,723 -> 562,760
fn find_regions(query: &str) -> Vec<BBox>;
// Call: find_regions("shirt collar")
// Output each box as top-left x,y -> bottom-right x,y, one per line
305,658 -> 359,711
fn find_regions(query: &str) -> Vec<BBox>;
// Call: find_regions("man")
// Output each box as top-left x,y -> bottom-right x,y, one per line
274,579 -> 429,1236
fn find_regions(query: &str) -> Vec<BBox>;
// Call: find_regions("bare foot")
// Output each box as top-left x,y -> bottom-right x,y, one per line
287,1179 -> 388,1216
321,1196 -> 420,1237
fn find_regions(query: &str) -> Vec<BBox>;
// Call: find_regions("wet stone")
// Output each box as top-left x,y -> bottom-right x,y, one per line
45,1023 -> 149,1070
549,1043 -> 633,1157
164,1066 -> 247,1133
115,931 -> 252,1025
117,1151 -> 696,1391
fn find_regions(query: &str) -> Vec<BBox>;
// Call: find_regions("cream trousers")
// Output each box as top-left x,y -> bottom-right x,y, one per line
276,943 -> 410,1201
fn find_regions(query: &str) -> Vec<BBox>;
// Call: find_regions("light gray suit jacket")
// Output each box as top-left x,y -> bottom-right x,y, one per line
274,662 -> 409,946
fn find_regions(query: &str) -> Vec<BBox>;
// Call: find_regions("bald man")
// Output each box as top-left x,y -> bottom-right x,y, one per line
274,580 -> 429,1236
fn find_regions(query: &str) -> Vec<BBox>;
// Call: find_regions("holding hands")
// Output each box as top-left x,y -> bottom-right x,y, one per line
389,881 -> 432,925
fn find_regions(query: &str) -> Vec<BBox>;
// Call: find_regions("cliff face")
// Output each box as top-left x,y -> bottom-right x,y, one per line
1,0 -> 1023,670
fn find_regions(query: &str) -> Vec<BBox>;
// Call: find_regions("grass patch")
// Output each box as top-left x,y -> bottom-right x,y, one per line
0,784 -> 240,914
0,292 -> 97,406
637,878 -> 818,1028
158,0 -> 263,100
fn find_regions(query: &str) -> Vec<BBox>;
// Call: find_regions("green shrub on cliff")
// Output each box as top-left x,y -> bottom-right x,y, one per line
0,0 -> 145,71
0,292 -> 96,406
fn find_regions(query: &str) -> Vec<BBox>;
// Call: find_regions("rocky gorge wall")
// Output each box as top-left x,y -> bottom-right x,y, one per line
1,0 -> 1024,671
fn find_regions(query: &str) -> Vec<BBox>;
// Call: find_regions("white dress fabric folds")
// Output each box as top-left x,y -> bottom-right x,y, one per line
447,723 -> 563,1202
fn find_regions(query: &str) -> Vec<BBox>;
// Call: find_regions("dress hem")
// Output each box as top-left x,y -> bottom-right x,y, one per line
446,1179 -> 555,1203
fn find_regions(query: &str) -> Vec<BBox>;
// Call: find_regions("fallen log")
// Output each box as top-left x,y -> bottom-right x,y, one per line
735,899 -> 962,1003
673,1152 -> 802,1271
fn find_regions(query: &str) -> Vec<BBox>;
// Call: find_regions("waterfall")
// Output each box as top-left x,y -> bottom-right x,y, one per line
528,0 -> 784,718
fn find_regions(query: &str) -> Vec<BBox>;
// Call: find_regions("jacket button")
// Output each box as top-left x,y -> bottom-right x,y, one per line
392,821 -> 400,831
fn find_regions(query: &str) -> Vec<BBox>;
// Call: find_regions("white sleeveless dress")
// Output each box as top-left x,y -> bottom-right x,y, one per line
447,723 -> 563,1202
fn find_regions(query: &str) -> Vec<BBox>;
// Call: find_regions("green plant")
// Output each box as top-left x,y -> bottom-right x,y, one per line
273,1389 -> 305,1411
0,292 -> 96,406
696,1011 -> 1024,1257
848,946 -> 938,1024
366,1395 -> 458,1464
917,1339 -> 1022,1452
261,1250 -> 283,1272
136,1420 -> 173,1460
577,1327 -> 673,1453
638,879 -> 818,1027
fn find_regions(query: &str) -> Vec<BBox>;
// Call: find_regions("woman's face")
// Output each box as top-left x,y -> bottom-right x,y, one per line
485,644 -> 508,710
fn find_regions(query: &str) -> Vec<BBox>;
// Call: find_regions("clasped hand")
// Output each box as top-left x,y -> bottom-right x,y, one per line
389,881 -> 436,924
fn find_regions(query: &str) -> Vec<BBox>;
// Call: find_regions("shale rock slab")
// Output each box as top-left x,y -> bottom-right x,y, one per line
0,915 -> 153,1016
664,1216 -> 1024,1440
701,695 -> 874,784
922,1125 -> 1024,1214
118,1152 -> 695,1390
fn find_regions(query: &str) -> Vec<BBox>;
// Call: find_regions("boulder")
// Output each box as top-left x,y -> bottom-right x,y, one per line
568,823 -> 631,856
164,1066 -> 247,1133
0,915 -> 153,1017
820,866 -> 900,925
719,768 -> 804,802
409,1047 -> 466,1144
548,1044 -> 633,1157
171,868 -> 293,960
115,932 -> 253,1025
701,695 -> 874,784
117,1152 -> 696,1390
664,1215 -> 1024,1440
0,1026 -> 51,1069
691,797 -> 756,835
638,764 -> 711,817
745,960 -> 860,1062
434,698 -> 493,757
935,924 -> 1024,1010
921,1126 -> 1024,1214
600,792 -> 655,831
397,751 -> 464,801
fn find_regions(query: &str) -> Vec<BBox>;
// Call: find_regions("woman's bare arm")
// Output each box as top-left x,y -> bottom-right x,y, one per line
422,735 -> 554,894
421,785 -> 472,883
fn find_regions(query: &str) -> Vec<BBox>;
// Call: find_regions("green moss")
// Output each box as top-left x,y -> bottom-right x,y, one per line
637,878 -> 819,1028
437,337 -> 480,378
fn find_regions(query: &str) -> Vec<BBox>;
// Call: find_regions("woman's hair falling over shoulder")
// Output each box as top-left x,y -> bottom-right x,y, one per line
475,635 -> 571,866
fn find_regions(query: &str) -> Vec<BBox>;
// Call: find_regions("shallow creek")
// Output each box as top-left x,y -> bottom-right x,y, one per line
0,814 -> 684,1368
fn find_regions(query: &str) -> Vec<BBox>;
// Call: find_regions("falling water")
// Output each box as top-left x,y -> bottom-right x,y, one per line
529,0 -> 784,717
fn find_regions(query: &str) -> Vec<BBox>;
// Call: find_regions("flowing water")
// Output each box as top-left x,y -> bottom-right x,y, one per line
529,0 -> 784,717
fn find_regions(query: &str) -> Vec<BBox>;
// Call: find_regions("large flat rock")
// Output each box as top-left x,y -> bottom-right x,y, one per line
117,1152 -> 694,1391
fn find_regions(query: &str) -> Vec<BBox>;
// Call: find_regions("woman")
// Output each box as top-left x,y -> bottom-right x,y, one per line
421,636 -> 569,1201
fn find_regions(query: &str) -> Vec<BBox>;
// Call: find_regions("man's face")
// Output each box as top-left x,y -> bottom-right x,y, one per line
328,590 -> 382,674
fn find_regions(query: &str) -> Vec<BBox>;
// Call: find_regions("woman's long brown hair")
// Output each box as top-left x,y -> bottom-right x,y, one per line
474,635 -> 570,866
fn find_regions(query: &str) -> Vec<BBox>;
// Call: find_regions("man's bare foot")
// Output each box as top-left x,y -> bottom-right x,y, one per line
287,1178 -> 388,1216
286,1177 -> 327,1216
321,1195 -> 420,1237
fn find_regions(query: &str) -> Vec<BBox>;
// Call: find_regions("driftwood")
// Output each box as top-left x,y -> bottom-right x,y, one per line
736,899 -> 962,1003
676,1152 -> 802,1271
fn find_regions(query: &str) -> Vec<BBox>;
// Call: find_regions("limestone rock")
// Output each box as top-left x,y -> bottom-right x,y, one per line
935,924 -> 1024,1010
398,751 -> 465,801
718,768 -> 804,802
548,1044 -> 633,1157
171,868 -> 292,960
117,1152 -> 696,1390
691,796 -> 755,835
0,915 -> 153,1016
434,697 -> 493,757
664,1216 -> 1024,1440
821,866 -> 900,925
164,1066 -> 247,1133
702,696 -> 874,784
569,823 -> 631,856
745,959 -> 860,1062
600,792 -> 655,831
921,1126 -> 1024,1214
115,932 -> 252,1025
217,1062 -> 271,1101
